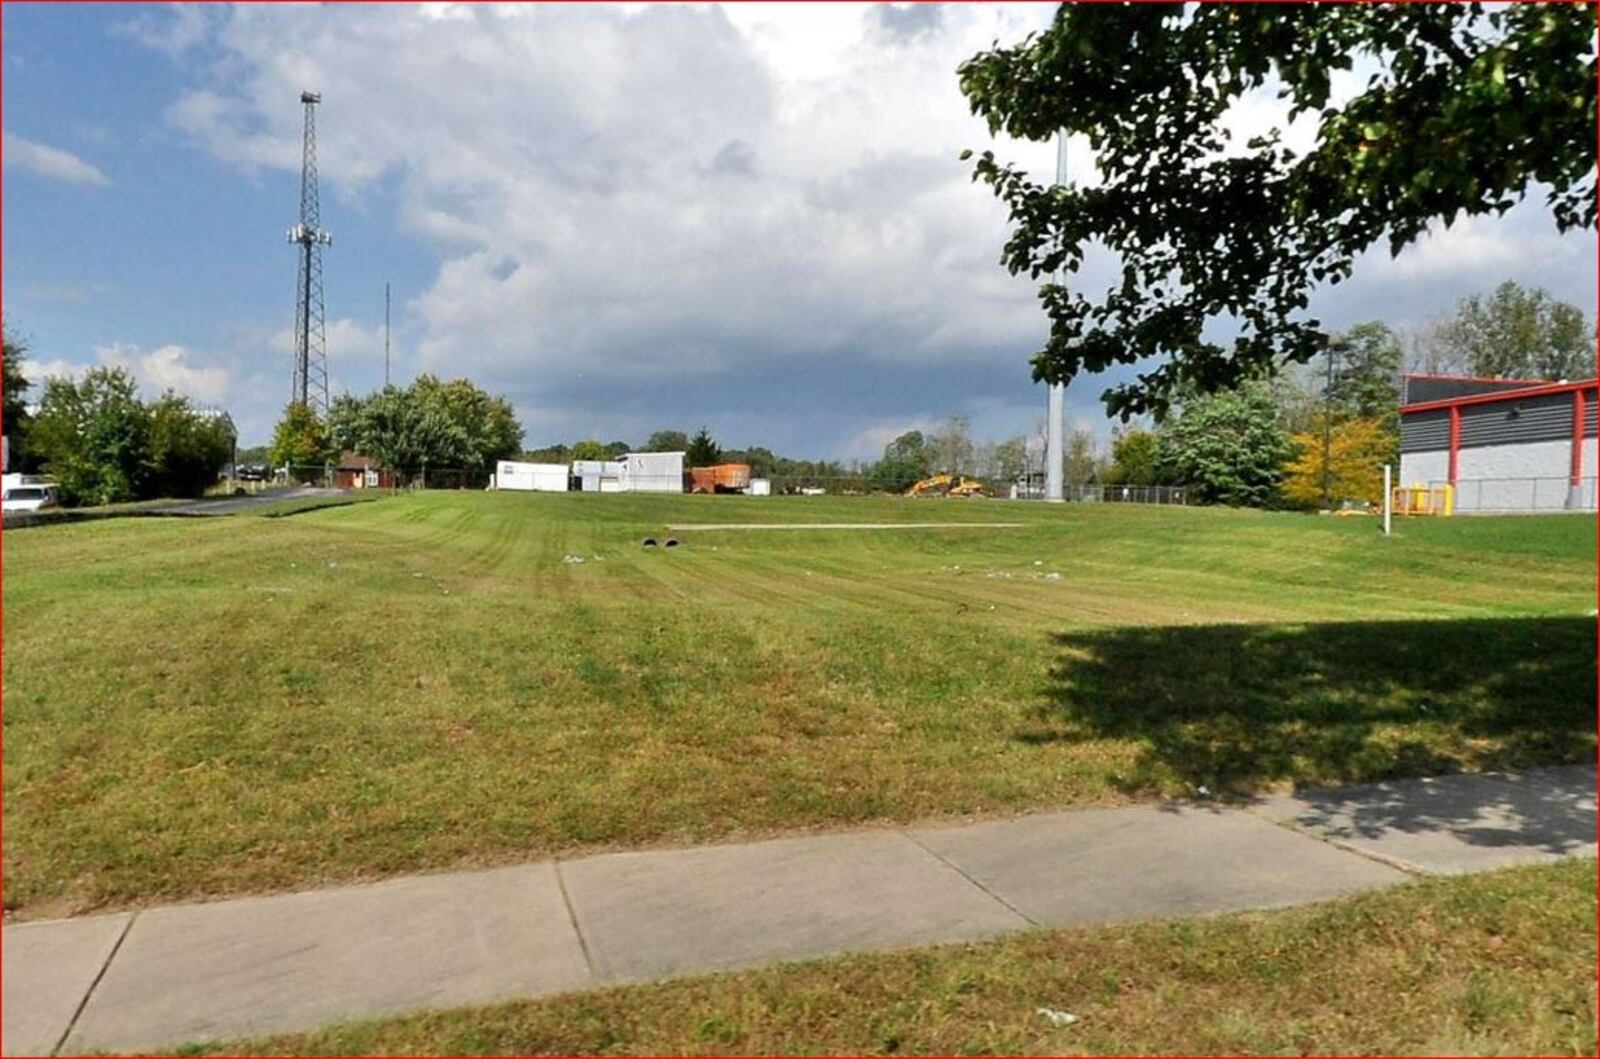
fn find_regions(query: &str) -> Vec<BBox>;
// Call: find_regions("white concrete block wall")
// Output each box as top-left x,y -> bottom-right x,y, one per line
1454,440 -> 1576,512
1398,451 -> 1448,488
1456,439 -> 1572,482
1401,440 -> 1596,512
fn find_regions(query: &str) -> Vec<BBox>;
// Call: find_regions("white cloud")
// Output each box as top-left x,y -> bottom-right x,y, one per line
147,4 -> 1063,452
125,3 -> 1596,454
114,344 -> 232,404
116,4 -> 212,57
19,357 -> 80,384
2,133 -> 111,187
269,317 -> 386,364
24,344 -> 233,407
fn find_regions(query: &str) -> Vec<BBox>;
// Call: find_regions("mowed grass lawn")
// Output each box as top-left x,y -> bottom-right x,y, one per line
3,493 -> 1594,916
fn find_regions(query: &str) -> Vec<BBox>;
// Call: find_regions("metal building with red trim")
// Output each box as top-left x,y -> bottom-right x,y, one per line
1398,374 -> 1598,513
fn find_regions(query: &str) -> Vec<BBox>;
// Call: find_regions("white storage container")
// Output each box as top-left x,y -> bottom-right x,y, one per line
619,451 -> 684,493
495,461 -> 570,492
572,459 -> 623,493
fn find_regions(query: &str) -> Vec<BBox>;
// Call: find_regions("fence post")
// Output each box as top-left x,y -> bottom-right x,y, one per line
1382,464 -> 1391,536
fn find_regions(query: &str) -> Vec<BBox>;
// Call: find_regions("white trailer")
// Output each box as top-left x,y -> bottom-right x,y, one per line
619,451 -> 684,493
494,460 -> 569,492
572,459 -> 623,493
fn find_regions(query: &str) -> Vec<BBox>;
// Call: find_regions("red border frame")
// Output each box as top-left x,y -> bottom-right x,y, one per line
1400,377 -> 1600,414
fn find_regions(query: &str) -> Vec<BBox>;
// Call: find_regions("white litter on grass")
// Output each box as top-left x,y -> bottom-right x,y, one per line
411,572 -> 423,578
562,555 -> 586,564
665,522 -> 1026,531
1037,1008 -> 1080,1027
1033,560 -> 1043,566
1196,785 -> 1211,798
1043,572 -> 1062,581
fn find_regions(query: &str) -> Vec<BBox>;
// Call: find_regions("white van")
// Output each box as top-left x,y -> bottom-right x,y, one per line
2,483 -> 60,513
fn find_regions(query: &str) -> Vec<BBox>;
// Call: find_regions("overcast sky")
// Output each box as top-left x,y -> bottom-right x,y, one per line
4,3 -> 1595,453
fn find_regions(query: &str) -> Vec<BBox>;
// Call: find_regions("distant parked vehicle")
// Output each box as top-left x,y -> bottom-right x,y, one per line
237,463 -> 270,482
2,484 -> 60,513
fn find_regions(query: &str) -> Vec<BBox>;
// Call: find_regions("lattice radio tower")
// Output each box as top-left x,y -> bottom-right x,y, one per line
288,91 -> 332,416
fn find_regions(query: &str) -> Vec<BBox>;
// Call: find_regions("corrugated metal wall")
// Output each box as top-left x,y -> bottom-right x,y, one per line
1458,392 -> 1571,448
1401,388 -> 1598,453
1400,408 -> 1451,453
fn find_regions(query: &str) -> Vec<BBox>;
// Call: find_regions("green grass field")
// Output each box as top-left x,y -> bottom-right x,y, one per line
3,493 -> 1594,917
192,859 -> 1598,1056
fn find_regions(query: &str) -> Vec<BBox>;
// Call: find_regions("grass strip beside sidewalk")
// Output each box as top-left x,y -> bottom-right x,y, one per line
186,858 -> 1596,1057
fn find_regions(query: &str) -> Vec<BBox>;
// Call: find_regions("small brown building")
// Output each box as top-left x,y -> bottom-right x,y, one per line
334,452 -> 397,490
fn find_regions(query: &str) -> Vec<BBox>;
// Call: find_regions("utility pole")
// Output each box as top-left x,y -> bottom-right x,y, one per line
1045,132 -> 1068,503
1322,340 -> 1336,510
384,282 -> 391,389
287,90 -> 332,416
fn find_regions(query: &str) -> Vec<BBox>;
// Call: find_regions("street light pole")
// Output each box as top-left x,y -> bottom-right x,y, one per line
1322,341 -> 1336,510
1045,132 -> 1069,503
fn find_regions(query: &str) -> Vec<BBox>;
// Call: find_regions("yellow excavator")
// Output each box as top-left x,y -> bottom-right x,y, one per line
905,473 -> 988,498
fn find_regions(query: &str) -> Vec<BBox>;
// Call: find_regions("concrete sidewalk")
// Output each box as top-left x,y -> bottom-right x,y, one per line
4,764 -> 1593,1055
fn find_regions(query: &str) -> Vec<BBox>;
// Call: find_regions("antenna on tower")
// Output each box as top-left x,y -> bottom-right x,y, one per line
288,90 -> 332,416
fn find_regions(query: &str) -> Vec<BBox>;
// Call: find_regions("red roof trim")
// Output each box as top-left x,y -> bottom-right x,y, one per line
1401,378 -> 1600,414
1401,372 -> 1550,385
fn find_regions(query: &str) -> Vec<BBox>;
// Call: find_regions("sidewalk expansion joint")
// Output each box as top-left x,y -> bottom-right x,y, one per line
1250,810 -> 1429,878
553,861 -> 600,982
897,830 -> 1039,928
53,911 -> 136,1056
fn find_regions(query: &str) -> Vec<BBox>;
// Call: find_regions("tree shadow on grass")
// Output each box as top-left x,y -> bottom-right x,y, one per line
1022,616 -> 1596,797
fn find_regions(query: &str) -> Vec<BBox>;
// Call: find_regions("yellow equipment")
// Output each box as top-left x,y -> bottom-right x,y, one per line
1392,483 -> 1454,516
906,473 -> 988,498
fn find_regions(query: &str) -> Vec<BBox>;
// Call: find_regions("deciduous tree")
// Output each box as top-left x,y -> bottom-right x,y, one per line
570,439 -> 610,462
1282,416 -> 1394,508
31,367 -> 153,505
1104,428 -> 1163,486
874,429 -> 932,488
1156,384 -> 1294,506
3,325 -> 32,469
1327,322 -> 1405,424
1430,281 -> 1596,381
148,395 -> 233,498
644,429 -> 689,452
270,402 -> 336,479
960,4 -> 1596,418
329,376 -> 522,479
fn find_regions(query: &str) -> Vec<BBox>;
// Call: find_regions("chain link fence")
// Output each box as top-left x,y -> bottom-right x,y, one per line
1061,484 -> 1190,505
266,464 -> 1192,504
1428,476 -> 1597,514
